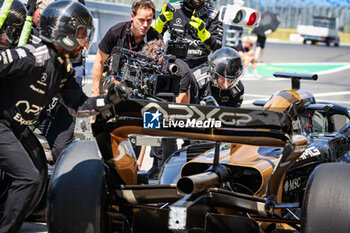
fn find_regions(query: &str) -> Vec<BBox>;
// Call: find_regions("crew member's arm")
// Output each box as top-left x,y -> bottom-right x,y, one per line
61,73 -> 127,117
189,12 -> 223,52
91,49 -> 109,97
203,12 -> 223,52
231,81 -> 244,108
59,72 -> 103,117
0,46 -> 36,78
152,4 -> 173,34
176,90 -> 190,104
175,59 -> 194,104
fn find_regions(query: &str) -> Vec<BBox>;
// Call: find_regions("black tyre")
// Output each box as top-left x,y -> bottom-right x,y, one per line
47,140 -> 109,233
301,163 -> 350,233
22,131 -> 49,219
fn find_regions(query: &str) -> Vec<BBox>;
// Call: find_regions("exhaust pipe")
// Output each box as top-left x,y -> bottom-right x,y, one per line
177,165 -> 231,195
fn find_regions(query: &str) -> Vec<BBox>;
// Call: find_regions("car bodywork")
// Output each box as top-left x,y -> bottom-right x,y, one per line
47,72 -> 350,233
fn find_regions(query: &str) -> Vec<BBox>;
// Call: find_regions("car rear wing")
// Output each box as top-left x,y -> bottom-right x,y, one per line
98,98 -> 292,148
273,71 -> 318,89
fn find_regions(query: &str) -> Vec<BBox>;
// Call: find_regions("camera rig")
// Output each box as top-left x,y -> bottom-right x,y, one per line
104,46 -> 181,101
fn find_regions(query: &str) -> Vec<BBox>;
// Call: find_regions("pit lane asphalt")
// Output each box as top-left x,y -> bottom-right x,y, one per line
21,42 -> 350,232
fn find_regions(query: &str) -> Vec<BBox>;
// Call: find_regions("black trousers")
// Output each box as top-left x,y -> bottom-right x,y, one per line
0,122 -> 40,233
148,138 -> 177,177
37,105 -> 75,162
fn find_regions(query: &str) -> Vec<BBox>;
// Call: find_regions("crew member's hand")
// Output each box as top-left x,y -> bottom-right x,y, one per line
96,84 -> 128,113
105,83 -> 128,105
26,0 -> 36,15
189,16 -> 211,42
152,4 -> 173,34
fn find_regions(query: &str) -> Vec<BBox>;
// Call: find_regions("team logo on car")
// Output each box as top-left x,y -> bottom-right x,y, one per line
143,111 -> 161,129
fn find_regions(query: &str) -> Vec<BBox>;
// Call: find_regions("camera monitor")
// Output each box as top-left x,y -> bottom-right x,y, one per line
154,74 -> 181,101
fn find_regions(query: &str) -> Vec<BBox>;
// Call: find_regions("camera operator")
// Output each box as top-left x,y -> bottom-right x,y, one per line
91,0 -> 162,97
152,0 -> 223,72
201,47 -> 244,107
142,39 -> 199,104
140,39 -> 199,177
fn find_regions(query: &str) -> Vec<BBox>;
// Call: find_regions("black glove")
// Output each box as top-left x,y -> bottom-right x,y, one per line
26,0 -> 37,15
105,84 -> 129,105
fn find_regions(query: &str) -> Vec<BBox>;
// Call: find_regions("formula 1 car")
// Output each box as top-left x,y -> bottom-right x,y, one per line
47,72 -> 350,233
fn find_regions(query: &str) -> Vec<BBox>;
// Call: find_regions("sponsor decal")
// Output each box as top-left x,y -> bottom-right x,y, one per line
15,100 -> 43,115
188,40 -> 202,46
63,37 -> 74,47
188,49 -> 203,55
294,144 -> 307,153
297,146 -> 321,161
13,100 -> 44,125
13,113 -> 32,125
40,73 -> 47,82
30,85 -> 45,95
15,48 -> 27,59
37,80 -> 47,86
174,18 -> 182,26
6,49 -> 12,63
220,96 -> 230,103
1,51 -> 8,64
142,103 -> 252,129
292,119 -> 301,131
284,177 -> 301,193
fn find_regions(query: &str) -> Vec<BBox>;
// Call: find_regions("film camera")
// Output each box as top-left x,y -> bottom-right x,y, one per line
104,46 -> 181,101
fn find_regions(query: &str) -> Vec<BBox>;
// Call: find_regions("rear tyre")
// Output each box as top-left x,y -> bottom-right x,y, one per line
47,140 -> 110,233
301,163 -> 350,233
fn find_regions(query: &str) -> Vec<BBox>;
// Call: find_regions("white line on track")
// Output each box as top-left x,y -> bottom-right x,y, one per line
313,91 -> 350,97
243,92 -> 350,105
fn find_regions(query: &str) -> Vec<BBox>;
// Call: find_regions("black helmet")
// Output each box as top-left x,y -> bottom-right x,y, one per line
209,47 -> 243,89
0,0 -> 28,47
39,0 -> 94,52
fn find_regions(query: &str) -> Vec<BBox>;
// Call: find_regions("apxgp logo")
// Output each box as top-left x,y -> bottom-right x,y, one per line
143,111 -> 161,129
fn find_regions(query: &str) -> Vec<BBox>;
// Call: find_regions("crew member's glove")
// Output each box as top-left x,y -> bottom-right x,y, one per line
152,4 -> 173,34
105,84 -> 129,105
189,16 -> 211,42
26,0 -> 36,15
96,84 -> 128,113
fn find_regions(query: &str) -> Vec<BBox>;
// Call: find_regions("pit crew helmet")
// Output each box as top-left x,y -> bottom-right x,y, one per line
209,47 -> 243,89
185,0 -> 204,9
39,0 -> 94,53
0,0 -> 28,48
